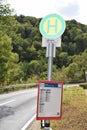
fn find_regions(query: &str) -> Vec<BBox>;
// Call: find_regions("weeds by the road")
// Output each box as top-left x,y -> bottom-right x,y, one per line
0,83 -> 37,94
51,87 -> 87,130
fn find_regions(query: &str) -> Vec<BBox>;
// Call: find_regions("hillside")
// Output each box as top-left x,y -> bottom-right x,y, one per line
0,14 -> 87,85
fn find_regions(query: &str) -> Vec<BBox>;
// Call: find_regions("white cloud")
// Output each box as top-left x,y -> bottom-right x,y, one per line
55,0 -> 80,19
8,0 -> 56,17
8,0 -> 87,25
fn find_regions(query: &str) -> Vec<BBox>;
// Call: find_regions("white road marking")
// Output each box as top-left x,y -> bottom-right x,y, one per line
21,114 -> 36,130
0,99 -> 15,106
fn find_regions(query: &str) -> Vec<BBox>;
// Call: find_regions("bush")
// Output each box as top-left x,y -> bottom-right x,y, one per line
80,82 -> 87,89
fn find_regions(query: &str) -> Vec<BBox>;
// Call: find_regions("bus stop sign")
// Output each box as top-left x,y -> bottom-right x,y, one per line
39,13 -> 66,39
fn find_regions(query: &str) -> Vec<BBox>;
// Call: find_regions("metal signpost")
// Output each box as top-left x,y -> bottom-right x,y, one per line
37,13 -> 66,130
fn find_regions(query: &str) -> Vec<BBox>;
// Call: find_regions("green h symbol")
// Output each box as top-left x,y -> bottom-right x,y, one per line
47,19 -> 58,33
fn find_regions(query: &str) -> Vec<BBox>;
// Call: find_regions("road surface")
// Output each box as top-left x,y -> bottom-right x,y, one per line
0,89 -> 37,130
0,83 -> 79,130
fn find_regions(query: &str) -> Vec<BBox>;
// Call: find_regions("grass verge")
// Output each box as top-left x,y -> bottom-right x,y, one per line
0,85 -> 37,94
51,87 -> 87,130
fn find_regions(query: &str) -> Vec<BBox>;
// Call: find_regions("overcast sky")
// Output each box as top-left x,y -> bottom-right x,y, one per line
8,0 -> 87,25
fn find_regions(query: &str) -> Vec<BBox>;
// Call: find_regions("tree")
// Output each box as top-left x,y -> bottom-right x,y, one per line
0,32 -> 12,84
57,52 -> 70,68
73,51 -> 87,81
0,0 -> 14,16
65,62 -> 80,82
0,32 -> 19,85
20,60 -> 40,81
6,53 -> 21,84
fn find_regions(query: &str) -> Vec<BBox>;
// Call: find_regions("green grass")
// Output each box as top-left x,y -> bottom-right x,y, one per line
0,85 -> 37,94
51,87 -> 87,130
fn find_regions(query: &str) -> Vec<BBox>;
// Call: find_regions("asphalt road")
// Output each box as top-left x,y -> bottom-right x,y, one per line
0,89 -> 37,130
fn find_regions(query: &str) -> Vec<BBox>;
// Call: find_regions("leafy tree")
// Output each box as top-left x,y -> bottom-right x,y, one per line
73,51 -> 87,69
57,52 -> 70,68
0,0 -> 14,16
65,62 -> 79,82
6,53 -> 21,84
53,69 -> 67,83
73,50 -> 87,81
0,32 -> 11,84
75,33 -> 87,52
62,19 -> 87,55
20,60 -> 41,81
0,32 -> 19,85
28,60 -> 40,75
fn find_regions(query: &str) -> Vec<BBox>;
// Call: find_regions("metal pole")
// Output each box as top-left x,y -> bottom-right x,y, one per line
48,43 -> 53,80
44,43 -> 54,130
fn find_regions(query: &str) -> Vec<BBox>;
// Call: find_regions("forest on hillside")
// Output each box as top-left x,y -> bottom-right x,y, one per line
0,0 -> 87,86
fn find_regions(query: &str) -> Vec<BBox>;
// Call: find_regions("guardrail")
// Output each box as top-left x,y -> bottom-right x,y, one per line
0,83 -> 80,90
0,83 -> 38,89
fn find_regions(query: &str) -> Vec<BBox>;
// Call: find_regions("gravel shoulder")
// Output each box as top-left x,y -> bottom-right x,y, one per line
28,120 -> 41,130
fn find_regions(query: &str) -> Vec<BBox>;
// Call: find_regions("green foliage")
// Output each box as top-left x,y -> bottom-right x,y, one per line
0,0 -> 14,16
80,83 -> 87,89
0,31 -> 21,85
0,32 -> 12,84
65,62 -> 79,81
57,52 -> 71,67
0,83 -> 37,94
63,87 -> 86,105
73,50 -> 87,69
0,4 -> 12,16
0,4 -> 87,85
53,67 -> 68,83
62,20 -> 87,55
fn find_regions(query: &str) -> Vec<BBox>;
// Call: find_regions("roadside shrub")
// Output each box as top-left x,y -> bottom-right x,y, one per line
80,82 -> 87,89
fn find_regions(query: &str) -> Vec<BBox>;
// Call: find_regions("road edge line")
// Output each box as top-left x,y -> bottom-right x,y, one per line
0,99 -> 15,106
21,114 -> 36,130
